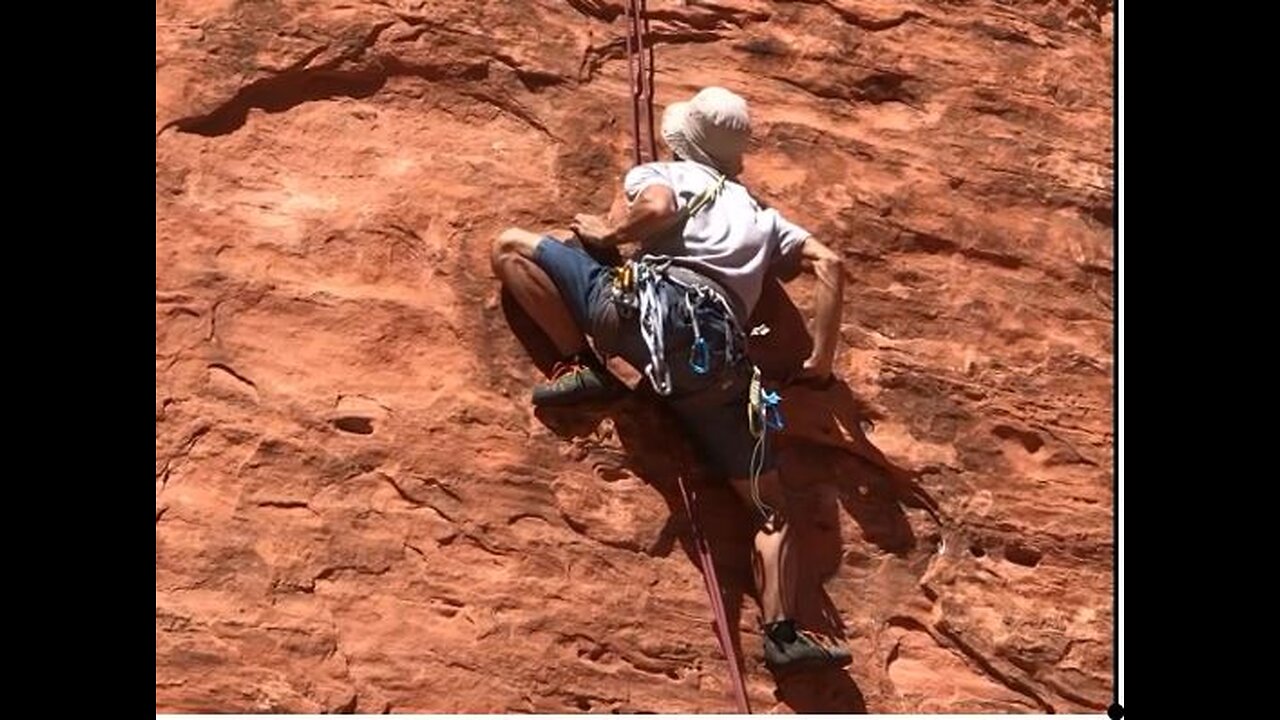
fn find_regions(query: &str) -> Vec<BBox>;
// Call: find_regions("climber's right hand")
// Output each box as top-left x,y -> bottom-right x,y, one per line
571,213 -> 612,247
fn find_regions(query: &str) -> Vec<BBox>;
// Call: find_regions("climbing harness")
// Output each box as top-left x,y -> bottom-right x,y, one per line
604,168 -> 739,395
607,254 -> 744,397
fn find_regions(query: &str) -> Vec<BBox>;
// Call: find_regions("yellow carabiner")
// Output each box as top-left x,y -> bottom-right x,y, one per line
747,365 -> 764,439
613,262 -> 634,293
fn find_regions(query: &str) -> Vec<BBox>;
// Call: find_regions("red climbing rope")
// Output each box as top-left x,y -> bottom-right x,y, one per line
625,0 -> 659,165
677,476 -> 753,714
624,2 -> 749,712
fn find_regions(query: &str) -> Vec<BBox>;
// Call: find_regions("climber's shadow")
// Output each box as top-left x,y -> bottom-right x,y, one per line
746,280 -> 936,713
749,274 -> 939,616
535,384 -> 760,710
502,274 -> 935,714
535,387 -> 881,714
774,665 -> 868,713
505,281 -> 761,708
501,282 -> 751,617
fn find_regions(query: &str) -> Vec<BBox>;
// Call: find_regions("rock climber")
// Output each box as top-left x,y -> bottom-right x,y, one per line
491,86 -> 851,670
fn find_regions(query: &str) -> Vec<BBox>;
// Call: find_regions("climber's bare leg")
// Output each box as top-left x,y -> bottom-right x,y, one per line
729,469 -> 797,623
490,227 -> 586,357
731,468 -> 850,669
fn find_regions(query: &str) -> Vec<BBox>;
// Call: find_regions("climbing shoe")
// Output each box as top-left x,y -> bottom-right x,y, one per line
762,620 -> 852,671
532,358 -> 624,407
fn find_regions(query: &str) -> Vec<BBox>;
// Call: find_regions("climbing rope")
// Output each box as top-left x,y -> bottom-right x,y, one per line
621,5 -> 752,712
624,0 -> 658,165
677,473 -> 753,714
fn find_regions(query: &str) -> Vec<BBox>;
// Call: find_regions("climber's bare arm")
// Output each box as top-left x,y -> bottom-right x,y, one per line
570,185 -> 677,248
792,236 -> 845,381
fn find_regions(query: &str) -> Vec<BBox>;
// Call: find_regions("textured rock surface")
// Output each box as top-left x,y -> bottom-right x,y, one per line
156,0 -> 1114,713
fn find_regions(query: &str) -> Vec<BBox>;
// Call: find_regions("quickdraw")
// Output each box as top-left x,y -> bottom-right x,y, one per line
747,366 -> 785,526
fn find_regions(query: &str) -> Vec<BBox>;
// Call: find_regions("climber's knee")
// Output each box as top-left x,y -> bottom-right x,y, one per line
491,227 -> 543,273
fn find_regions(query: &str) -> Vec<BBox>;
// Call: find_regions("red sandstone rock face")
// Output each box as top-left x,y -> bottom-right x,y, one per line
156,0 -> 1114,713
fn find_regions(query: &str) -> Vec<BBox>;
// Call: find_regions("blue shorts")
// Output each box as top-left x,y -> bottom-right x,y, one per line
532,237 -> 773,480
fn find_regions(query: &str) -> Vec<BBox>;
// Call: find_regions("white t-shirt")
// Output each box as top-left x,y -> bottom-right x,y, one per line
624,160 -> 810,320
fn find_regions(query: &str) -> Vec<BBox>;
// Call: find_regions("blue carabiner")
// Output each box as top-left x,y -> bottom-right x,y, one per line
761,389 -> 785,431
689,336 -> 710,375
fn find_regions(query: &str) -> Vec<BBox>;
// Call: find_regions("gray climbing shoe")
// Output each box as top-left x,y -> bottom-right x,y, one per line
763,621 -> 852,671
